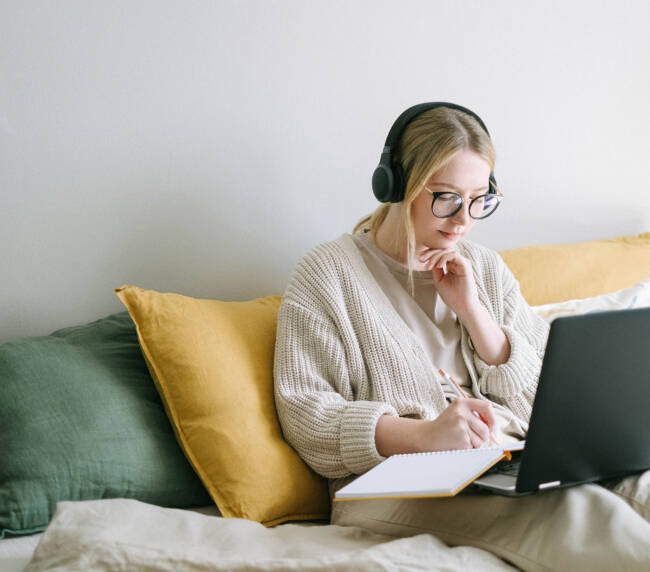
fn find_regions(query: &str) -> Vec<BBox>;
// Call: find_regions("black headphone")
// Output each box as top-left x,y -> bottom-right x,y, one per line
371,102 -> 498,203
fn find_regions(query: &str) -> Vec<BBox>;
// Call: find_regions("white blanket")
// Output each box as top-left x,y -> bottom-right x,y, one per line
25,499 -> 516,571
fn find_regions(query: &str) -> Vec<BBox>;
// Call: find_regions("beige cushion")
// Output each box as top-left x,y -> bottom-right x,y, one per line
532,276 -> 650,322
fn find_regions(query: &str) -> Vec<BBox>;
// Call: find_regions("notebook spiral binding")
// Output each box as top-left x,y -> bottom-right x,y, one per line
393,446 -> 503,458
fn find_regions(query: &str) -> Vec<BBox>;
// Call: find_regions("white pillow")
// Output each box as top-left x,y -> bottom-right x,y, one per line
532,276 -> 650,323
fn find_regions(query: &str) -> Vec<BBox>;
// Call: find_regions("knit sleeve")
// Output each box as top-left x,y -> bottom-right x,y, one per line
273,298 -> 398,479
471,254 -> 550,422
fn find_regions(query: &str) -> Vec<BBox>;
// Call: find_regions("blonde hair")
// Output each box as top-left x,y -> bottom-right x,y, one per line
354,106 -> 496,292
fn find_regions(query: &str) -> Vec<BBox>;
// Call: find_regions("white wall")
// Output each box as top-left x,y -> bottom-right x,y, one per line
2,0 -> 649,342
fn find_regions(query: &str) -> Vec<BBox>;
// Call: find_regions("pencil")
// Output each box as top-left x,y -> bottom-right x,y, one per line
438,368 -> 500,446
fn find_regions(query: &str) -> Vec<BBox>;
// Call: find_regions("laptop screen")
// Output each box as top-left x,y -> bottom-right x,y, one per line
516,307 -> 650,493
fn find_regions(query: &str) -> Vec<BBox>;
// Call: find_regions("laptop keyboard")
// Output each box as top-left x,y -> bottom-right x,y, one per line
489,460 -> 521,477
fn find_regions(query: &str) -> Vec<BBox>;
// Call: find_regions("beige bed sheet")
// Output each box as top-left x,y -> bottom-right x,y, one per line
24,498 -> 516,571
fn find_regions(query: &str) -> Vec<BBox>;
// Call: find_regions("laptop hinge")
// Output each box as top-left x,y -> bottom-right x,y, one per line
538,480 -> 561,490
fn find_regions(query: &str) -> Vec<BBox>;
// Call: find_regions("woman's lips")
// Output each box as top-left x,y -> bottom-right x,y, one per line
439,231 -> 460,240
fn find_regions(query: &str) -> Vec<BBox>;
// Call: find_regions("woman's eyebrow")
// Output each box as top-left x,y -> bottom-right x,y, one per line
427,182 -> 489,193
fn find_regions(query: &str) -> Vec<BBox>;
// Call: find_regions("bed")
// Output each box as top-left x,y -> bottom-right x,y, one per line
1,232 -> 648,571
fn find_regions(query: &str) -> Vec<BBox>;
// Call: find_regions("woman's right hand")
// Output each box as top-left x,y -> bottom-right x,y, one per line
417,398 -> 496,451
375,399 -> 497,457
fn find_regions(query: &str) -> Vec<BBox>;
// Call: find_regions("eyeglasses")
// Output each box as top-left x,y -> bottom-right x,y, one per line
423,182 -> 503,220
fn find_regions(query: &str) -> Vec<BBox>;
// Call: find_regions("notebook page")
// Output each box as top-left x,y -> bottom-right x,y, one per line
505,440 -> 525,452
335,447 -> 505,500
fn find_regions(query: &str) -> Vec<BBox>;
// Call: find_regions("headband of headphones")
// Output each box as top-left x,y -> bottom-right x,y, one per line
371,102 -> 497,203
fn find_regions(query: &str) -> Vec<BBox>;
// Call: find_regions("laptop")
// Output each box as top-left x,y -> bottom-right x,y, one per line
473,306 -> 650,496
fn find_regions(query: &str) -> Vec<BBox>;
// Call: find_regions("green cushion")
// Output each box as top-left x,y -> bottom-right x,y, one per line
0,312 -> 211,538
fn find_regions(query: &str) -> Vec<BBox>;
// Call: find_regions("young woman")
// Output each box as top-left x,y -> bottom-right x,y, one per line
273,103 -> 650,571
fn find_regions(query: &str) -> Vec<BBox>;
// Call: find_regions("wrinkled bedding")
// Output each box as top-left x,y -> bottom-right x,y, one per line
25,499 -> 516,571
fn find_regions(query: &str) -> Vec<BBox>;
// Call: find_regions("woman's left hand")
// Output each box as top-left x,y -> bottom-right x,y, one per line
420,247 -> 511,366
420,248 -> 479,318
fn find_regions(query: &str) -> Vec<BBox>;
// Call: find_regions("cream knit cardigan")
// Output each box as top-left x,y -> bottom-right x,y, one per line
273,233 -> 549,491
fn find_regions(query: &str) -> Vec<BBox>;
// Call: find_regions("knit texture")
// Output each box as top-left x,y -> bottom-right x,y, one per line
273,233 -> 550,494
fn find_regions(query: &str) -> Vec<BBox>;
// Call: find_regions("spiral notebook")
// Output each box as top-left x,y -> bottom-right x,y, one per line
334,442 -> 524,501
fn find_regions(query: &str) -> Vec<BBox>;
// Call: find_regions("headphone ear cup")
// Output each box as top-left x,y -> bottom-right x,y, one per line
372,162 -> 407,203
391,163 -> 406,202
371,163 -> 393,202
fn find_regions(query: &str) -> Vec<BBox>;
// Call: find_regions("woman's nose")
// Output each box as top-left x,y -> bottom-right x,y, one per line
451,201 -> 471,224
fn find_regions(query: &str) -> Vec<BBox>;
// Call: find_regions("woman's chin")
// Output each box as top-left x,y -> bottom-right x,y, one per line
415,231 -> 464,254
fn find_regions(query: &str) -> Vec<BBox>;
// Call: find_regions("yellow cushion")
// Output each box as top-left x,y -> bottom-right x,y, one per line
499,232 -> 650,306
115,286 -> 330,526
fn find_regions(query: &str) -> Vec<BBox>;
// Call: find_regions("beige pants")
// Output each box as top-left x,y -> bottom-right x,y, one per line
331,470 -> 650,571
